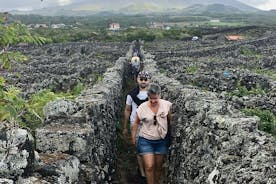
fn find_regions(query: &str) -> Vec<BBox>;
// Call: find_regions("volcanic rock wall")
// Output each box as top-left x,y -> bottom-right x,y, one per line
34,46 -> 134,183
142,52 -> 276,184
0,42 -> 134,183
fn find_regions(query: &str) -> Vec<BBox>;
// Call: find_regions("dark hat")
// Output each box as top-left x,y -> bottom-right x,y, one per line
138,71 -> 151,79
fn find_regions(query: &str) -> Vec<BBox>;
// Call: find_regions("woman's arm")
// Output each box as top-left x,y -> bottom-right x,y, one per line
168,107 -> 174,136
132,113 -> 140,146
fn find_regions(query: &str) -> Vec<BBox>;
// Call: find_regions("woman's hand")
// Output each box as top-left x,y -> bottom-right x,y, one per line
131,114 -> 140,146
122,128 -> 128,137
132,136 -> 136,146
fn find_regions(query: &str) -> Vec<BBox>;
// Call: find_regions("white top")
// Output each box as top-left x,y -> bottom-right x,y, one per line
126,90 -> 148,125
131,56 -> 140,69
136,99 -> 172,140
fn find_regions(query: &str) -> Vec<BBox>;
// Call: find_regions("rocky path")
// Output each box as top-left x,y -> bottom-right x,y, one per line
111,78 -> 142,184
111,135 -> 141,184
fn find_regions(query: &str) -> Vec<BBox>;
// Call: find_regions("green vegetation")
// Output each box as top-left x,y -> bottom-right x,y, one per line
227,80 -> 266,97
10,14 -> 206,43
243,108 -> 276,136
254,68 -> 276,81
0,79 -> 84,130
0,81 -> 25,125
206,21 -> 246,27
240,47 -> 264,59
22,84 -> 84,130
33,27 -> 98,43
0,17 -> 46,69
185,64 -> 198,74
0,15 -> 84,131
30,26 -> 202,43
0,15 -> 44,127
240,46 -> 255,56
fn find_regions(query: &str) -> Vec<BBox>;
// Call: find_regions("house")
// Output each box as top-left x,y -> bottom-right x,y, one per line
34,24 -> 48,28
51,24 -> 66,29
109,23 -> 120,30
210,19 -> 220,23
192,36 -> 199,41
225,35 -> 245,41
164,25 -> 171,30
149,22 -> 164,29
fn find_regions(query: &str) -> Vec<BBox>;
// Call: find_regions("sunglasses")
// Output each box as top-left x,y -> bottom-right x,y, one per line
139,77 -> 148,81
153,115 -> 157,125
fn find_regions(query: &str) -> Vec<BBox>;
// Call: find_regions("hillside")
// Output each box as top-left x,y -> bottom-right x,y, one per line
10,0 -> 259,16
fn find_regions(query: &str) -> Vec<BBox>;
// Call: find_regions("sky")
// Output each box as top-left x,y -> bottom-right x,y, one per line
0,0 -> 276,11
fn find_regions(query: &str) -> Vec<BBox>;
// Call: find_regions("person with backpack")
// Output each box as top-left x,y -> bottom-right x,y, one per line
130,52 -> 141,81
123,71 -> 151,184
132,83 -> 173,184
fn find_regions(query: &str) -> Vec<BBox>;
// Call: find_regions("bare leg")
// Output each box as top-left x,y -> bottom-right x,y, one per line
154,154 -> 164,184
137,154 -> 145,177
142,154 -> 155,184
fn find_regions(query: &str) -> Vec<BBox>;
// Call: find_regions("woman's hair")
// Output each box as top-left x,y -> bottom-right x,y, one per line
147,83 -> 161,96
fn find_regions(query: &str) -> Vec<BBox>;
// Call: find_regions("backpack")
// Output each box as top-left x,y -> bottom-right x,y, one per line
128,86 -> 148,107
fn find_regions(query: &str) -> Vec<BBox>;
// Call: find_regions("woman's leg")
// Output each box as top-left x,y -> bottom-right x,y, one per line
154,154 -> 165,184
142,154 -> 155,184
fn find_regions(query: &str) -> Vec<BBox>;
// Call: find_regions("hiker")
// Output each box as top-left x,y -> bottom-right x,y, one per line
130,52 -> 141,81
132,83 -> 173,184
123,71 -> 152,184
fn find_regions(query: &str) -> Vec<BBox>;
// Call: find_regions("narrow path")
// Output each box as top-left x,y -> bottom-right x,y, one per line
111,76 -> 141,184
112,134 -> 141,184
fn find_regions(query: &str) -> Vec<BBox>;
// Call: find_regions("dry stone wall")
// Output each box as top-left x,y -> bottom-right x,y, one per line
142,52 -> 276,184
0,42 -> 134,183
3,42 -> 130,96
35,46 -> 133,183
146,33 -> 276,117
0,124 -> 35,180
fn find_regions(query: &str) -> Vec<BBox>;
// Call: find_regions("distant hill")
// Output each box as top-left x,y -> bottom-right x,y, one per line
118,3 -> 163,14
182,4 -> 243,15
10,0 -> 260,16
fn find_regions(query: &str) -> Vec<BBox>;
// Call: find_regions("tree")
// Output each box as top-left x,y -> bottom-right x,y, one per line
0,15 -> 46,69
0,14 -> 46,124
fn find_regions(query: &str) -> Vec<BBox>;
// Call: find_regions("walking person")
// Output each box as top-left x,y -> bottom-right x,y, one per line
123,71 -> 152,184
132,83 -> 173,184
130,52 -> 141,81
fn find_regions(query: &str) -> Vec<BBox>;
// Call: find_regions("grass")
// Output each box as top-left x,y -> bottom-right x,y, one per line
227,81 -> 266,97
254,68 -> 276,81
185,64 -> 198,74
243,108 -> 276,136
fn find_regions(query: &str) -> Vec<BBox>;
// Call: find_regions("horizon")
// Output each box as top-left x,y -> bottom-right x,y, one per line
0,0 -> 276,12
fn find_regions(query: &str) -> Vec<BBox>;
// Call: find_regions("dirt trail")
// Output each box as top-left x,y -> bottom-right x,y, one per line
111,134 -> 141,184
111,75 -> 142,184
111,77 -> 167,184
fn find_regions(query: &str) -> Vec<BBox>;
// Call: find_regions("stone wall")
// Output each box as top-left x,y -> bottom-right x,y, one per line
142,52 -> 276,184
35,44 -> 133,183
0,43 -> 134,183
0,124 -> 35,180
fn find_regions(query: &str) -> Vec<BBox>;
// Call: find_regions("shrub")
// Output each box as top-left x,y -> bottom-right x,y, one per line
240,46 -> 255,56
243,108 -> 276,136
185,64 -> 198,74
227,80 -> 266,97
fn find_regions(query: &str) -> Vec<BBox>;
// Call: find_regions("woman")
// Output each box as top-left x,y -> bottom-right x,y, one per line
132,83 -> 173,184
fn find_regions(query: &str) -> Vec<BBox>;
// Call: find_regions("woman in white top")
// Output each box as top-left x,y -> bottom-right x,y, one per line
132,83 -> 173,184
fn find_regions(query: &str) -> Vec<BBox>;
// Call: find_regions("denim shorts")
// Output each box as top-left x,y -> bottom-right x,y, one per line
137,136 -> 168,155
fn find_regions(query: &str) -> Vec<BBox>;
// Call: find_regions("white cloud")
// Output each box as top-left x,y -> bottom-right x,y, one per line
257,0 -> 276,10
58,0 -> 72,6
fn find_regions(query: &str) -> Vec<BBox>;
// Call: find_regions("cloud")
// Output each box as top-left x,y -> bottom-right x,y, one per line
256,0 -> 276,10
238,0 -> 276,10
0,0 -> 73,11
58,0 -> 72,6
239,0 -> 268,6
